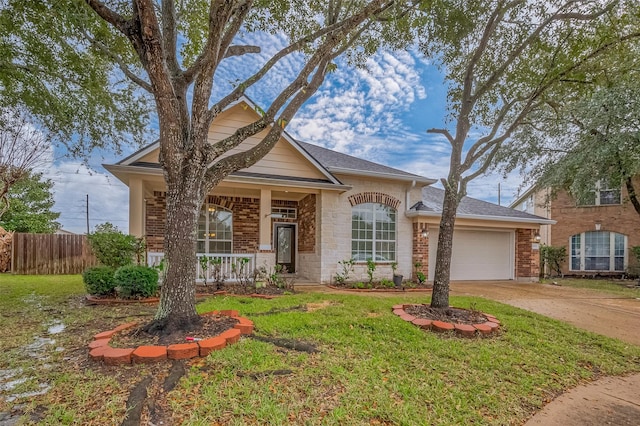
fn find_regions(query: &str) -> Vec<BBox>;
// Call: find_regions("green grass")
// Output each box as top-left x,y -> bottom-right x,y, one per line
1,275 -> 639,425
542,277 -> 640,297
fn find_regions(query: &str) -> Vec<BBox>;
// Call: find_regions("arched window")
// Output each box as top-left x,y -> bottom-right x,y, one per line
570,231 -> 626,271
197,204 -> 232,253
351,202 -> 396,262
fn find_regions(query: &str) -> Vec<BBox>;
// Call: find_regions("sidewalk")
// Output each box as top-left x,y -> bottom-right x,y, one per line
525,373 -> 640,425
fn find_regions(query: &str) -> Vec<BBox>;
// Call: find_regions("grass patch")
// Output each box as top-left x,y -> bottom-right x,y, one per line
0,275 -> 639,425
542,277 -> 640,297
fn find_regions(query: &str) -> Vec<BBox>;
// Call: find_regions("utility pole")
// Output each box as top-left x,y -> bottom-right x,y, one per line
498,183 -> 501,206
86,194 -> 89,235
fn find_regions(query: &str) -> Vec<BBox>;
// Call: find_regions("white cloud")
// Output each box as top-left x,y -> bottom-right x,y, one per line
41,161 -> 129,234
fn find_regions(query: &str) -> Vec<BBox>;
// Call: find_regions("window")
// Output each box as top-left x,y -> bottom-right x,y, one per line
351,203 -> 396,262
576,180 -> 621,206
197,204 -> 232,253
570,231 -> 626,272
271,207 -> 296,219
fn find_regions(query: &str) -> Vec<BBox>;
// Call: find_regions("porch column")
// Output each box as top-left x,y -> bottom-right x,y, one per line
259,188 -> 272,250
129,178 -> 144,237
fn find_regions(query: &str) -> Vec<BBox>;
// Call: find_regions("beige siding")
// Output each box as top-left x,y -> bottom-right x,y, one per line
208,107 -> 327,180
132,103 -> 328,181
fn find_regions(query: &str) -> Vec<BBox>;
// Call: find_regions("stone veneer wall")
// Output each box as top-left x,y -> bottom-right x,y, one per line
515,228 -> 540,281
318,179 -> 422,284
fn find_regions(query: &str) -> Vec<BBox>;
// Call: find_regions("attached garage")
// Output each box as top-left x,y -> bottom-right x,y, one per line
428,229 -> 514,281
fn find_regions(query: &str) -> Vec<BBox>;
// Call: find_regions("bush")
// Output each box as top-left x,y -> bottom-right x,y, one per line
82,266 -> 116,296
540,245 -> 567,277
114,265 -> 159,298
88,222 -> 145,269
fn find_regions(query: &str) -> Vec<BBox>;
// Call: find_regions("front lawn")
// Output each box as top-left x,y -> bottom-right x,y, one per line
1,275 -> 639,425
542,277 -> 640,297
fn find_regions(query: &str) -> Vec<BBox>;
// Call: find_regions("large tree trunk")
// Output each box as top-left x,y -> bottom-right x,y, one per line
430,182 -> 461,309
152,166 -> 206,332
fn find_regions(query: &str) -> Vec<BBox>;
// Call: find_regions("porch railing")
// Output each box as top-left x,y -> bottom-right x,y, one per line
147,252 -> 257,283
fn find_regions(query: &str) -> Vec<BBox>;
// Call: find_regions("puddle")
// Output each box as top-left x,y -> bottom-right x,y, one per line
0,368 -> 23,382
24,337 -> 56,359
0,377 -> 27,392
21,292 -> 43,309
5,383 -> 51,403
47,320 -> 65,335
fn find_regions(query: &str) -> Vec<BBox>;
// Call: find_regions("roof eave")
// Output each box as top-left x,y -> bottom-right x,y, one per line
104,163 -> 352,192
405,209 -> 556,225
328,166 -> 436,185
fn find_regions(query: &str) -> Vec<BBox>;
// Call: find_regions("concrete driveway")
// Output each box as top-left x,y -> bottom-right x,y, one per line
449,281 -> 640,346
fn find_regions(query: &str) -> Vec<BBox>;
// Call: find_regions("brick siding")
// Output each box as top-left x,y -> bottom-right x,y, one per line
297,194 -> 316,253
515,228 -> 540,279
145,193 -> 317,256
550,188 -> 640,274
347,192 -> 401,209
412,222 -> 429,280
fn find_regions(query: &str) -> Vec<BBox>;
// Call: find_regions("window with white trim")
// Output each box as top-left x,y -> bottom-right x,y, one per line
576,180 -> 621,206
351,203 -> 396,262
197,204 -> 232,253
570,231 -> 626,271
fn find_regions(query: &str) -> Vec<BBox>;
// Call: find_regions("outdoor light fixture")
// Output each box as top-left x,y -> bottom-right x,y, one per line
421,231 -> 429,238
595,222 -> 601,231
533,231 -> 541,242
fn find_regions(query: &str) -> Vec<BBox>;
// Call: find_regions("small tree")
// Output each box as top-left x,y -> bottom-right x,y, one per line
88,222 -> 142,269
540,245 -> 567,278
0,171 -> 60,233
0,109 -> 50,218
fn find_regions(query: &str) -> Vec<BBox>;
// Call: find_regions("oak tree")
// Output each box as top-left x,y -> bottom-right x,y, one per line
78,0 -> 418,332
419,0 -> 639,308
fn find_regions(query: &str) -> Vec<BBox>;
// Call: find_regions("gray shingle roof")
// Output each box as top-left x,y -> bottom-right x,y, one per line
412,186 -> 551,222
296,140 -> 433,183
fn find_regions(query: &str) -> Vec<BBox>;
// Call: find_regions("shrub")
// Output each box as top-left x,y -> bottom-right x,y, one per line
540,245 -> 567,277
82,266 -> 116,296
114,265 -> 159,298
88,222 -> 145,269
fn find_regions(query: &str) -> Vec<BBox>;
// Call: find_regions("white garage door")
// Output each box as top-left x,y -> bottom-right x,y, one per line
428,229 -> 514,281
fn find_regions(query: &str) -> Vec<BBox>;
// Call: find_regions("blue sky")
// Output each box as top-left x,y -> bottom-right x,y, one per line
41,45 -> 522,234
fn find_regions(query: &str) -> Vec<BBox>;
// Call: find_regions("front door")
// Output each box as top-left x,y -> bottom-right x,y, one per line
275,224 -> 296,273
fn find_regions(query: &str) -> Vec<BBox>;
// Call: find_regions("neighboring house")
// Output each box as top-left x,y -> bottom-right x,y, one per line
511,180 -> 640,276
105,97 -> 551,284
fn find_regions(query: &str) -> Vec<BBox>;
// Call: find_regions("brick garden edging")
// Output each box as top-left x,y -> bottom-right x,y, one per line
327,285 -> 433,293
392,304 -> 501,337
88,310 -> 254,365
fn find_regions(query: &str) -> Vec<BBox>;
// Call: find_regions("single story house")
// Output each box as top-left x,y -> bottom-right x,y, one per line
105,97 -> 552,284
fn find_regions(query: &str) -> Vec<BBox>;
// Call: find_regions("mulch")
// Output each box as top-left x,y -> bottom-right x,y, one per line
403,305 -> 488,325
109,314 -> 239,347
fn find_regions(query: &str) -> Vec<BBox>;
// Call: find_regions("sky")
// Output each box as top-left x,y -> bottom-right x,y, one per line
39,40 -> 525,234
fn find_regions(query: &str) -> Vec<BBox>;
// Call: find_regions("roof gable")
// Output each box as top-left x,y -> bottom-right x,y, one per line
114,96 -> 435,186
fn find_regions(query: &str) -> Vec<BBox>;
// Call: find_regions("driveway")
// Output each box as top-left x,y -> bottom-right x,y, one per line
449,281 -> 640,346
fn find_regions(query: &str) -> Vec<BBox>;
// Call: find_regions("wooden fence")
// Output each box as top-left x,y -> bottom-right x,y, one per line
11,233 -> 98,275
